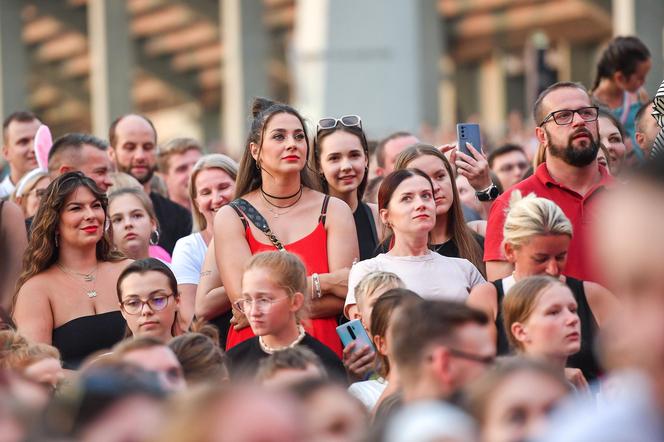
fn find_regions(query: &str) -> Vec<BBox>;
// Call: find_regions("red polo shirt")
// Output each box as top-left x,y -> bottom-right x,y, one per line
484,163 -> 614,282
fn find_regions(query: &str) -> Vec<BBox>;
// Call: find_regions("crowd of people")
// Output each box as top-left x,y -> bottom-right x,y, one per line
0,35 -> 664,441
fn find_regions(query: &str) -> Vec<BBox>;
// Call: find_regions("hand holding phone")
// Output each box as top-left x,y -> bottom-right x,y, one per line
336,319 -> 375,353
456,123 -> 482,156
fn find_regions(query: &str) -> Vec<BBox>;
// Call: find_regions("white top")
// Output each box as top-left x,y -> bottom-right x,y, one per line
345,251 -> 485,314
171,232 -> 207,285
0,174 -> 15,200
348,378 -> 387,410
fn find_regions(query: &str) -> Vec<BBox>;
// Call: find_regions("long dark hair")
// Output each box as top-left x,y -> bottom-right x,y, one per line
592,36 -> 650,91
234,97 -> 316,198
312,122 -> 370,200
15,172 -> 122,300
378,168 -> 434,213
394,144 -> 485,275
376,168 -> 434,250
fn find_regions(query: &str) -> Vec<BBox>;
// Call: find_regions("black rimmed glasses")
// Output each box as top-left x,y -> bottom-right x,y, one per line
120,293 -> 174,315
233,296 -> 290,314
539,106 -> 599,127
317,115 -> 362,132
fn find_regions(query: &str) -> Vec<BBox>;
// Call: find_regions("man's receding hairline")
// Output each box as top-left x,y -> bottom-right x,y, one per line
536,84 -> 589,123
111,114 -> 157,146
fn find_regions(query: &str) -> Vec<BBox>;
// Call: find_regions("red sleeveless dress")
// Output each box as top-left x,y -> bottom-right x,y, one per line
225,196 -> 343,358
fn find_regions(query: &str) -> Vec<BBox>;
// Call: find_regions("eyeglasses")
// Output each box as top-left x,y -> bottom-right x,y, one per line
120,294 -> 174,315
233,296 -> 289,314
447,348 -> 495,365
317,115 -> 362,132
539,106 -> 599,126
31,188 -> 48,199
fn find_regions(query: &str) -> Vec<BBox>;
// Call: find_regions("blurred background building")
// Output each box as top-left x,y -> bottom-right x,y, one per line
0,0 -> 661,158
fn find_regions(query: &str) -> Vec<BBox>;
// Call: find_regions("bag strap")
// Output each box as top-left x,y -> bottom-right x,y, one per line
229,199 -> 285,251
318,195 -> 331,225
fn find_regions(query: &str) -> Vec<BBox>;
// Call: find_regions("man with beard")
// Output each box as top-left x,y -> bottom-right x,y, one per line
484,82 -> 614,282
109,114 -> 191,254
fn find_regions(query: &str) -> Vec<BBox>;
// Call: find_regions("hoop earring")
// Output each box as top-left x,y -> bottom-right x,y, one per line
150,230 -> 160,245
55,233 -> 59,248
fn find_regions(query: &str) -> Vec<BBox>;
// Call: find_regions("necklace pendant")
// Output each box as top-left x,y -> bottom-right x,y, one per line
86,290 -> 97,298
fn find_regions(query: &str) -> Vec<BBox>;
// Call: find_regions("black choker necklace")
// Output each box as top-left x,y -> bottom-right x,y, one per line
260,185 -> 303,200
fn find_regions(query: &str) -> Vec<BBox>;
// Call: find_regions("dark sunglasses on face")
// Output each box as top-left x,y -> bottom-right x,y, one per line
317,115 -> 362,132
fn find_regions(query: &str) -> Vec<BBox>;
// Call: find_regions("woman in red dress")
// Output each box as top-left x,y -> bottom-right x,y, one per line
212,98 -> 358,357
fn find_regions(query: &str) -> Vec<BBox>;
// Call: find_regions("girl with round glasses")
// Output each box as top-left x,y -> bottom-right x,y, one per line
212,98 -> 358,357
313,115 -> 381,261
117,258 -> 182,343
225,251 -> 346,381
13,172 -> 130,369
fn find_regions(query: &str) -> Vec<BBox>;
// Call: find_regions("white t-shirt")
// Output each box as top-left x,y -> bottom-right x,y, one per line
171,232 -> 207,285
348,378 -> 387,410
345,251 -> 485,312
0,174 -> 15,200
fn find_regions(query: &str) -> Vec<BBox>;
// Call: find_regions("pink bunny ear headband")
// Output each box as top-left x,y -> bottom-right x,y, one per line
14,125 -> 53,198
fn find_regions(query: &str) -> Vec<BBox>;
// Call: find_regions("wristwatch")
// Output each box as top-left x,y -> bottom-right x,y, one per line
475,184 -> 500,202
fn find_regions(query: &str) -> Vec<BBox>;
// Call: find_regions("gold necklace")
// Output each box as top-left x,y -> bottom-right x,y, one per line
57,263 -> 98,298
259,324 -> 306,354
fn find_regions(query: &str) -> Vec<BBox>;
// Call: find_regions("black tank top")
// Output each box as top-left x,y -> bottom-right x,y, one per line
353,202 -> 378,261
493,277 -> 601,382
52,311 -> 126,369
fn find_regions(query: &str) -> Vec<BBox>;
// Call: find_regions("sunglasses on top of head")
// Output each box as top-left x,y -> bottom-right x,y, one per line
317,115 -> 362,132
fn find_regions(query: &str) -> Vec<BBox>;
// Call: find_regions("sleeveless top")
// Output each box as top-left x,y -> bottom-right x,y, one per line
493,276 -> 601,382
354,202 -> 378,261
52,311 -> 126,369
225,196 -> 342,358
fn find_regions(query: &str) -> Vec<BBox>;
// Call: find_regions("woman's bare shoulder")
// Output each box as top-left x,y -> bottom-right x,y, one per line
16,271 -> 54,299
325,195 -> 354,217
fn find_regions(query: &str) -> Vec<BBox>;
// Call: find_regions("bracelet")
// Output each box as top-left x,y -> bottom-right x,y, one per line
312,273 -> 322,299
475,183 -> 494,194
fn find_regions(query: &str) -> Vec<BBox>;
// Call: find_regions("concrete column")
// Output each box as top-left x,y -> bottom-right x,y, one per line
87,0 -> 133,138
292,0 -> 442,139
612,0 -> 664,95
479,53 -> 506,143
440,55 -> 457,136
0,0 -> 29,124
221,0 -> 269,157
